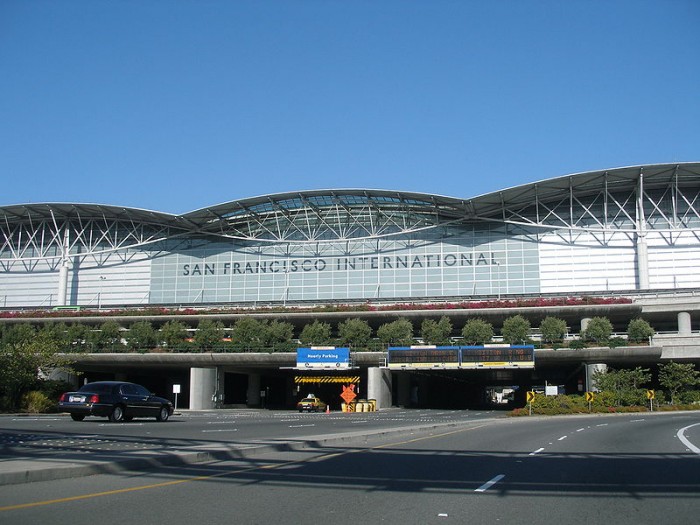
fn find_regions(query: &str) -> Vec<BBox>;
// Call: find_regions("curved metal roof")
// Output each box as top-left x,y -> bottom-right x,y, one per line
0,202 -> 186,228
461,162 -> 700,219
1,163 -> 699,257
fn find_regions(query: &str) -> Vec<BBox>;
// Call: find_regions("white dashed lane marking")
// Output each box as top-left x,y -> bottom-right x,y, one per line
475,474 -> 505,492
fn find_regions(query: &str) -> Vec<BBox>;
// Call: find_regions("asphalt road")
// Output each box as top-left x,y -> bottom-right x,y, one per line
1,410 -> 699,524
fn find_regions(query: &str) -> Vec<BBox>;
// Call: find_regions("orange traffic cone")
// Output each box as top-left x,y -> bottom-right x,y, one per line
326,405 -> 330,414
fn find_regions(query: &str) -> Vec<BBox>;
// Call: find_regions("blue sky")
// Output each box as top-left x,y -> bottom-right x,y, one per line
1,1 -> 698,214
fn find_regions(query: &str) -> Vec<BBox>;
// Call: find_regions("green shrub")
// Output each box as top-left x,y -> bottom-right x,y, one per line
607,336 -> 627,348
21,391 -> 55,413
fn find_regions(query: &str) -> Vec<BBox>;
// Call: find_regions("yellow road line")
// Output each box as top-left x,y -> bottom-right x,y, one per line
0,423 -> 486,512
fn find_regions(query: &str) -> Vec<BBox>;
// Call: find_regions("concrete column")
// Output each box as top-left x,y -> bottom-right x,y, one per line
678,311 -> 692,335
247,373 -> 261,407
581,318 -> 591,332
57,228 -> 70,306
189,367 -> 217,410
636,170 -> 650,290
397,372 -> 411,408
636,237 -> 650,289
57,261 -> 69,306
367,367 -> 392,410
586,363 -> 608,392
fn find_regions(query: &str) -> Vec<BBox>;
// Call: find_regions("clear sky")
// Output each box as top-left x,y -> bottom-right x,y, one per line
1,1 -> 698,214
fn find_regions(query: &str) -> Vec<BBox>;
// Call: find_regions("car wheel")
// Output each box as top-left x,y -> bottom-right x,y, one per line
109,405 -> 125,422
156,406 -> 170,422
70,414 -> 85,421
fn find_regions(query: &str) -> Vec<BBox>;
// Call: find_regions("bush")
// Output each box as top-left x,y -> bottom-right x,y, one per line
21,391 -> 56,413
568,339 -> 587,349
608,336 -> 627,348
678,390 -> 700,404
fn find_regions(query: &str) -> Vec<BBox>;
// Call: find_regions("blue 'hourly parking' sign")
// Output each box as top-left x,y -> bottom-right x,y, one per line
297,347 -> 350,368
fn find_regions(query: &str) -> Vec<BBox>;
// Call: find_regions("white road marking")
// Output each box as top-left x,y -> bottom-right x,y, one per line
288,424 -> 316,428
677,423 -> 700,454
12,418 -> 63,421
558,435 -> 567,441
475,474 -> 505,492
596,423 -> 608,427
576,428 -> 585,432
529,447 -> 545,456
201,429 -> 238,433
630,419 -> 646,422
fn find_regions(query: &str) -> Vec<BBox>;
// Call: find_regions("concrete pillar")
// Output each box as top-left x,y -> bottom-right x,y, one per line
581,318 -> 591,332
247,373 -> 261,407
636,237 -> 650,289
57,261 -> 69,306
585,363 -> 608,392
678,311 -> 692,335
57,228 -> 70,306
367,367 -> 392,410
397,372 -> 411,408
189,367 -> 217,410
636,170 -> 650,290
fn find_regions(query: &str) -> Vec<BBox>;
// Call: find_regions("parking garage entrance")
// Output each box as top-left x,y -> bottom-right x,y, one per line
388,345 -> 537,409
294,375 -> 361,411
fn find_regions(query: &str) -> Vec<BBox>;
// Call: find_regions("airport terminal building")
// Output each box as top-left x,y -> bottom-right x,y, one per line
2,163 -> 700,308
2,163 -> 700,409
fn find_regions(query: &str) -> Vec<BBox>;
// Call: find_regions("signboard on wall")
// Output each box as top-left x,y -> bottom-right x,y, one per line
296,347 -> 351,369
386,346 -> 460,369
387,345 -> 535,370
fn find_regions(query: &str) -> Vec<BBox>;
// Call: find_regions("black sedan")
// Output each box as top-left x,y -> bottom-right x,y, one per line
58,381 -> 174,422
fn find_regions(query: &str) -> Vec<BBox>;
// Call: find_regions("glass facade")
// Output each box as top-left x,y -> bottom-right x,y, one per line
149,225 -> 541,303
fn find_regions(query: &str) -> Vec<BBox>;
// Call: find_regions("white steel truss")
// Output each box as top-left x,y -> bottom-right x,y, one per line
2,164 -> 700,262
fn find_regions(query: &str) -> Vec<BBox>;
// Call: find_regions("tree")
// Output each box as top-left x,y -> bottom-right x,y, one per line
627,318 -> 655,343
264,320 -> 295,350
299,320 -> 332,346
421,317 -> 453,345
66,323 -> 91,352
0,332 -> 73,410
592,366 -> 651,406
90,321 -> 123,351
539,316 -> 567,346
461,319 -> 494,345
501,315 -> 531,344
2,323 -> 36,346
39,323 -> 69,351
659,361 -> 700,404
159,321 -> 188,349
124,321 -> 157,351
193,319 -> 225,351
338,318 -> 372,348
230,317 -> 267,350
377,319 -> 414,346
583,317 -> 613,344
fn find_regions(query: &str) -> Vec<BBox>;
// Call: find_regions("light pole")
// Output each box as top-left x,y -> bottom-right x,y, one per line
98,276 -> 106,309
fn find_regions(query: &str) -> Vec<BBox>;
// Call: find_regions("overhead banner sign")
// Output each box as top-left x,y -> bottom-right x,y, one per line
297,347 -> 351,369
387,345 -> 535,370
